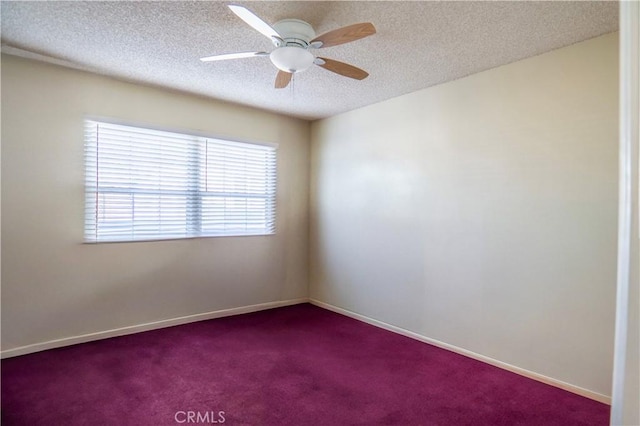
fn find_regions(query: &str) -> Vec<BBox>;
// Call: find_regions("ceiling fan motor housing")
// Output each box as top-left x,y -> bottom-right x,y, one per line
273,19 -> 316,48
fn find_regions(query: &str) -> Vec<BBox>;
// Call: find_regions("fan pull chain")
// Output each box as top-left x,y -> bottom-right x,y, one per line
290,72 -> 295,99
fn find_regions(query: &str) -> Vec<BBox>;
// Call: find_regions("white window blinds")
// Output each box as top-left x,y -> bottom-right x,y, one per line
84,120 -> 277,243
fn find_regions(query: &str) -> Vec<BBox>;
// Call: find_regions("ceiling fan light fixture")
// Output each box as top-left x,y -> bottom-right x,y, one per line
269,46 -> 314,73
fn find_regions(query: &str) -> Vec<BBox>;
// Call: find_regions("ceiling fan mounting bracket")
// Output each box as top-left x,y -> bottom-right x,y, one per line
271,36 -> 284,47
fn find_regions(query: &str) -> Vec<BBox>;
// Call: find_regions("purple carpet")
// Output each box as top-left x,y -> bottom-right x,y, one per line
2,303 -> 608,425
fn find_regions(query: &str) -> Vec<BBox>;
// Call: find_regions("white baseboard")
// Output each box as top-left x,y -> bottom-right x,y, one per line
1,297 -> 612,405
309,298 -> 611,405
1,298 -> 309,359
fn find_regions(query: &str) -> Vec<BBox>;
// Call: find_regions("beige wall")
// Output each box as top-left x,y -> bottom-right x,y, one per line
1,55 -> 310,352
310,33 -> 619,397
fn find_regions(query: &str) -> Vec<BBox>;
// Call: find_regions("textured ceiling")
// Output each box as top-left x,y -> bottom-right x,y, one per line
1,1 -> 618,120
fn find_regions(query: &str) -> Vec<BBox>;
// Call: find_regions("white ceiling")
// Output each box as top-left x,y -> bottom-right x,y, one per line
1,1 -> 618,121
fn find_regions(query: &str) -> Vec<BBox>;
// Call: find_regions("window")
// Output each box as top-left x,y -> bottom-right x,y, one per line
84,120 -> 277,243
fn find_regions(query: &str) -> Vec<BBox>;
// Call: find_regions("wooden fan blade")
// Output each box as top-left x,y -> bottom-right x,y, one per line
311,23 -> 376,48
316,57 -> 369,80
275,70 -> 292,89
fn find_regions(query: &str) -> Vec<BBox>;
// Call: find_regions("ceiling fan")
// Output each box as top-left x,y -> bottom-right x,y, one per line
200,4 -> 376,89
